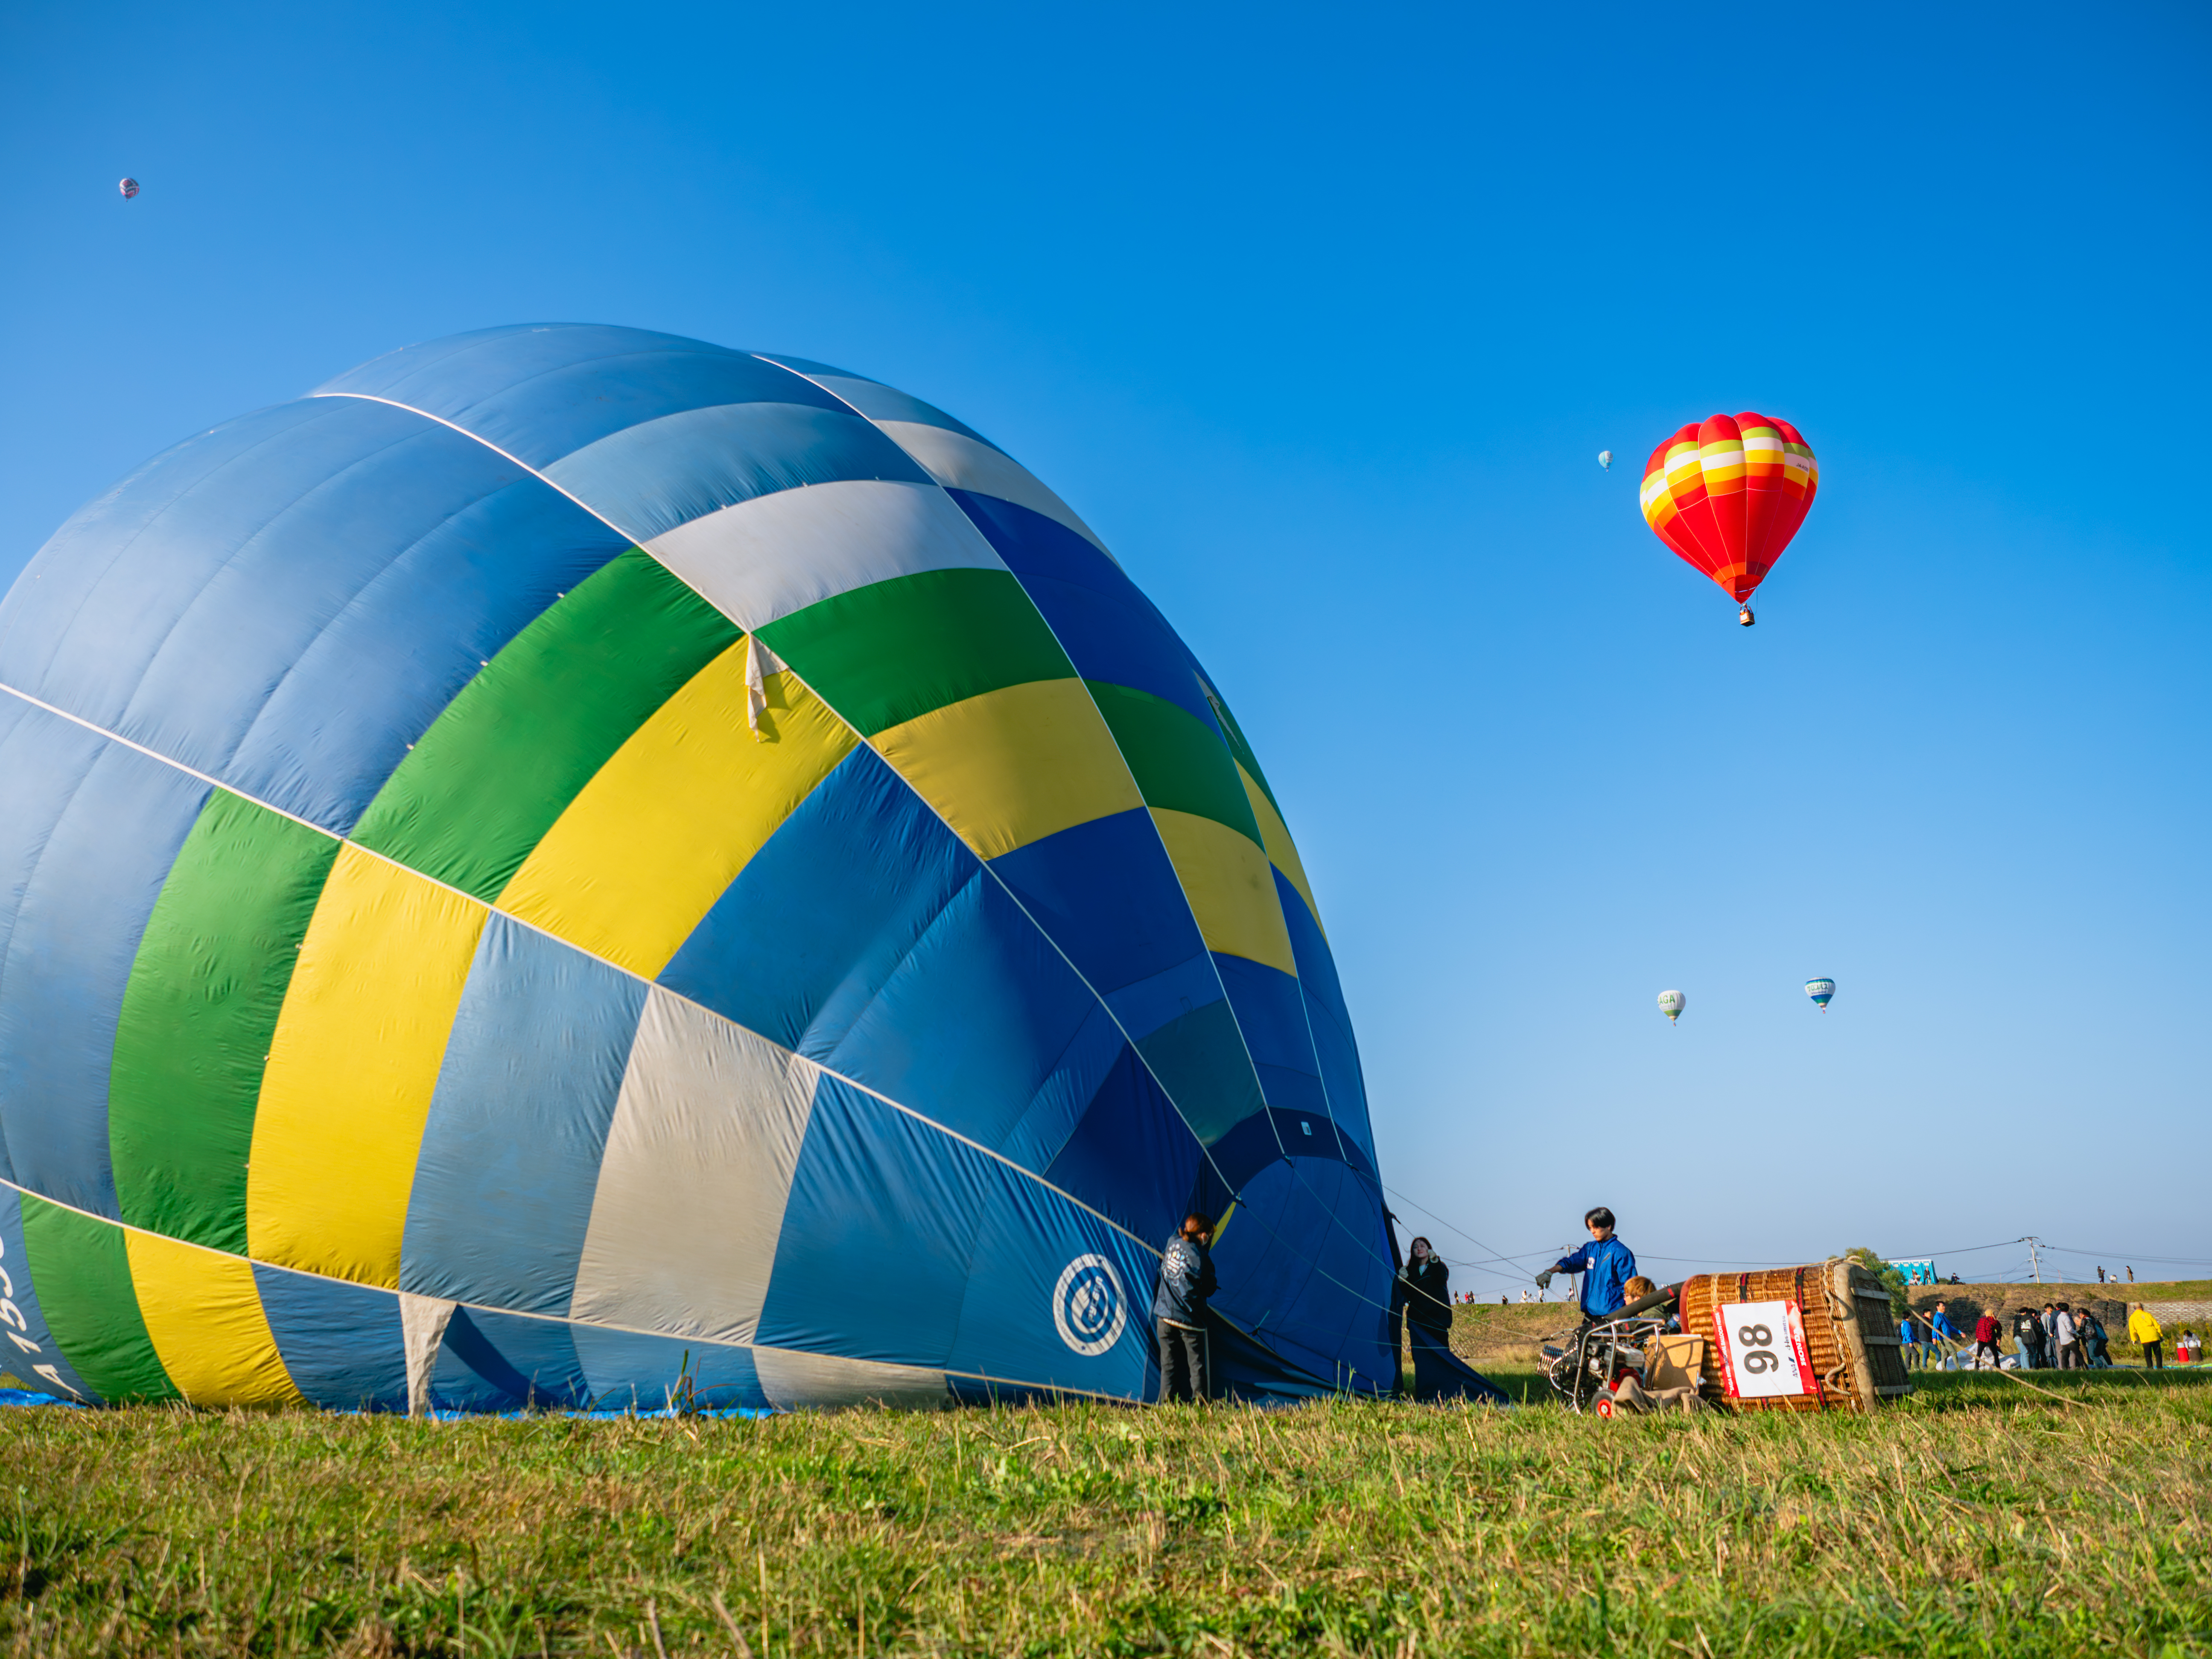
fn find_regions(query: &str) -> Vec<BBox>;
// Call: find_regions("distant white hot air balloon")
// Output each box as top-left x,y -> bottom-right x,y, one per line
1657,989 -> 1685,1024
1805,978 -> 1836,1010
119,178 -> 140,199
1598,449 -> 1613,471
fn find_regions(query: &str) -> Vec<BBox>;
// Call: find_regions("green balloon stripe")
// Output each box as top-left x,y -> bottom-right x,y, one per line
19,1195 -> 178,1405
108,790 -> 340,1254
757,567 -> 1073,739
1194,682 -> 1281,821
1086,681 -> 1263,846
350,548 -> 741,903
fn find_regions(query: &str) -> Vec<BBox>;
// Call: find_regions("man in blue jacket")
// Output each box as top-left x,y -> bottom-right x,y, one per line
1153,1213 -> 1218,1403
1534,1207 -> 1636,1324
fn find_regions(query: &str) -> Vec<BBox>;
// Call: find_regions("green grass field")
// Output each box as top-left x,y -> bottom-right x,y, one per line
2116,1282 -> 2212,1303
4,1365 -> 2209,1658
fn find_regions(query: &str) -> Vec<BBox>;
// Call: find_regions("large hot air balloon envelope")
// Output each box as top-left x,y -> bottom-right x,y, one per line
1640,414 -> 1817,616
0,325 -> 1392,1413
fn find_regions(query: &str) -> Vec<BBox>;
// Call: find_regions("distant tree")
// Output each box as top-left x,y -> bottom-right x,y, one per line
1844,1247 -> 1911,1319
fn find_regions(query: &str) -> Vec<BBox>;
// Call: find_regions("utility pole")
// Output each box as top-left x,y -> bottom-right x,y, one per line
2025,1236 -> 2043,1283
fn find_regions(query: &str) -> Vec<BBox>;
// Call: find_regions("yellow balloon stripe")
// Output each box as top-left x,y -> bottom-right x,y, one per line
1237,762 -> 1322,933
1663,442 -> 1704,505
873,678 -> 1142,861
123,1227 -> 305,1406
498,644 -> 856,978
248,846 -> 487,1289
1739,424 -> 1786,478
1698,434 -> 1748,493
1151,808 -> 1298,977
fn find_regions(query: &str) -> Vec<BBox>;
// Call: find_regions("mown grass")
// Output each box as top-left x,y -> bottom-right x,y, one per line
3,1367 -> 2209,1658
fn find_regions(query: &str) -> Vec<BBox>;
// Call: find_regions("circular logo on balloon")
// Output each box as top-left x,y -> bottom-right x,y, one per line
1052,1254 -> 1127,1356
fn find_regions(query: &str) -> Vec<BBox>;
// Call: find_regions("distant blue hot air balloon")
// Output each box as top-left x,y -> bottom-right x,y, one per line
1805,978 -> 1836,1010
1598,449 -> 1613,471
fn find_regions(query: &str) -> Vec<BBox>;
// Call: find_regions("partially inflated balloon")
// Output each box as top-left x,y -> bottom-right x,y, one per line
1639,414 -> 1817,605
0,324 -> 1392,1414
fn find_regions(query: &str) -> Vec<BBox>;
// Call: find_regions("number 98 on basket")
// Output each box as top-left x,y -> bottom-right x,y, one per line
1715,1300 -> 1814,1400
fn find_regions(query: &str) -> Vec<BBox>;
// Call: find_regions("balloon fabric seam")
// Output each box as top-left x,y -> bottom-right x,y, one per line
741,375 -> 1399,1303
0,674 -> 1163,1267
0,327 -> 1409,1409
0,1175 -> 1145,1410
0,665 -> 1409,1352
0,665 -> 1415,1350
310,387 -> 1404,1319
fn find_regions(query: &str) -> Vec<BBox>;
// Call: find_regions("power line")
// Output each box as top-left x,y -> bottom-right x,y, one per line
1380,1185 -> 1552,1277
2039,1243 -> 2212,1267
1636,1254 -> 1840,1267
1884,1238 -> 2036,1260
1368,1194 -> 2212,1292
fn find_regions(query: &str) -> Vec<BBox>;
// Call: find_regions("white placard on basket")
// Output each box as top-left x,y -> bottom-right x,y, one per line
1713,1299 -> 1813,1399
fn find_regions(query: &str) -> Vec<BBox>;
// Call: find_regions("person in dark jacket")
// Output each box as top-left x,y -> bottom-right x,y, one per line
2012,1306 -> 2047,1370
2051,1303 -> 2081,1368
2080,1309 -> 2111,1368
1392,1238 -> 1509,1404
1152,1213 -> 1217,1402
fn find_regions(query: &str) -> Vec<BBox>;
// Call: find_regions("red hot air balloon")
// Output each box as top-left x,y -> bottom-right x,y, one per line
118,178 -> 140,199
1640,414 -> 1817,624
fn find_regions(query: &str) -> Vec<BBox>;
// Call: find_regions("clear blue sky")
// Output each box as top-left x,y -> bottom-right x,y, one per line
5,3 -> 2206,1288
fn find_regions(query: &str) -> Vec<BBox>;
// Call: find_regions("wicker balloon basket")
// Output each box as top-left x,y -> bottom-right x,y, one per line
1676,1259 -> 1911,1414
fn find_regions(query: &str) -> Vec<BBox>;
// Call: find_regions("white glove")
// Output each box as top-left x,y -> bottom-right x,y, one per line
1535,1269 -> 1555,1290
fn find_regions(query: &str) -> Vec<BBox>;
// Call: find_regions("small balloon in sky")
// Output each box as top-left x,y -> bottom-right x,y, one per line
1598,449 -> 1613,471
118,178 -> 140,199
1658,988 -> 1686,1024
1804,978 -> 1836,1010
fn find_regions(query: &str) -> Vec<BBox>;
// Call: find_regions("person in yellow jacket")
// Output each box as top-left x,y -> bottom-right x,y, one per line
2128,1304 -> 2165,1370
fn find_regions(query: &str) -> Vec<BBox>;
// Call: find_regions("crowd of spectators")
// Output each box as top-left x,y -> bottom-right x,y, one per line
1897,1294 -> 2197,1371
